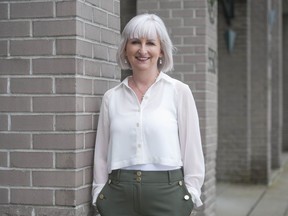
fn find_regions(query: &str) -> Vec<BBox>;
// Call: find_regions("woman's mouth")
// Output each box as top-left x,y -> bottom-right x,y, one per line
136,56 -> 150,62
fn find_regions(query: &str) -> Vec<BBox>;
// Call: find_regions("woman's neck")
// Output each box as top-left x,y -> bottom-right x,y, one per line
132,69 -> 160,85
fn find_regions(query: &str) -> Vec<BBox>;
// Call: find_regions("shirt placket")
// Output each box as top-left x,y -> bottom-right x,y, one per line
135,103 -> 143,156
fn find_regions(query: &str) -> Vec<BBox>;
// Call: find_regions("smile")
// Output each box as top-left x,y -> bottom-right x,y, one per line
136,56 -> 150,62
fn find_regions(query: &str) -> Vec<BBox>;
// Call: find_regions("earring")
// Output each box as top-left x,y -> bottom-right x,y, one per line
124,58 -> 127,64
159,58 -> 163,65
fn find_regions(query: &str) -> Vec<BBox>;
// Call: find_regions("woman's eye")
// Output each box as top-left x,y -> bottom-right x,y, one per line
131,40 -> 140,44
147,42 -> 155,45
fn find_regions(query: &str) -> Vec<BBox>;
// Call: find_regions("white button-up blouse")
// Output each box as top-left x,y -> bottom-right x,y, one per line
92,72 -> 205,207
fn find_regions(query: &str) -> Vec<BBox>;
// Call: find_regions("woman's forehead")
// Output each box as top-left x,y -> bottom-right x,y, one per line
128,22 -> 159,40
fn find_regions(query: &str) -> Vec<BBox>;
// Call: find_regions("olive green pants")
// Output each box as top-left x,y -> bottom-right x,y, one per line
96,169 -> 194,216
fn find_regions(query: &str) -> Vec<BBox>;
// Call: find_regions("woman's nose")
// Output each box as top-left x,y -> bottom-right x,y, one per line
138,44 -> 147,54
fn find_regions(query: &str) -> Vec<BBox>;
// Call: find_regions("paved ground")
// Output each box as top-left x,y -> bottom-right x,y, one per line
216,155 -> 288,216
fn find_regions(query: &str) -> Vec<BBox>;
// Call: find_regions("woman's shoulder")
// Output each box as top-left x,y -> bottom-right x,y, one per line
162,73 -> 190,93
102,81 -> 123,99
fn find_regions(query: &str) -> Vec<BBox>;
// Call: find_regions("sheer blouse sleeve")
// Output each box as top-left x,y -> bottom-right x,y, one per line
92,92 -> 110,206
177,83 -> 205,207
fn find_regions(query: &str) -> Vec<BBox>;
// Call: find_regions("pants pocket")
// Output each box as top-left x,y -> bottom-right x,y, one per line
141,180 -> 194,216
96,180 -> 134,216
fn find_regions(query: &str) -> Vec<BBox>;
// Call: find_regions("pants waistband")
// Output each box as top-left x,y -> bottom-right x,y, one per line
109,168 -> 183,183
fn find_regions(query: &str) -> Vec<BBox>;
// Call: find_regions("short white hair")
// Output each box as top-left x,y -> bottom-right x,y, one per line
116,13 -> 175,72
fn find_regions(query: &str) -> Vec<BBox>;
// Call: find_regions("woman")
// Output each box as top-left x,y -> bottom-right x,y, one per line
92,13 -> 205,216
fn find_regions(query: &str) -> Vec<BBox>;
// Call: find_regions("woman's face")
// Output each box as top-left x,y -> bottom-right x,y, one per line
125,37 -> 163,72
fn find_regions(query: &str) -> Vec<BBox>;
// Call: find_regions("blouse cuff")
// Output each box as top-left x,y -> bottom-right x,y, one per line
187,187 -> 203,207
92,184 -> 105,206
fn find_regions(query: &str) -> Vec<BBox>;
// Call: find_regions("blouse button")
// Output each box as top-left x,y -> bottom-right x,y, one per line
136,123 -> 140,127
184,195 -> 190,200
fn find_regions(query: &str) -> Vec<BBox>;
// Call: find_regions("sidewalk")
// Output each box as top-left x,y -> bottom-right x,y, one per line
215,155 -> 288,216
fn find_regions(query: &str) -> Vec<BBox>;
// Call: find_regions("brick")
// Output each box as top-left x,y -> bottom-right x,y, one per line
159,1 -> 181,9
10,78 -> 53,94
33,207 -> 77,215
0,40 -> 7,56
84,96 -> 102,112
56,1 -> 76,17
75,186 -> 91,205
93,114 -> 99,130
85,60 -> 101,77
108,14 -> 120,31
55,115 -> 93,131
32,58 -> 77,75
84,132 -> 96,149
0,3 -> 8,19
10,39 -> 53,56
33,20 -> 83,37
177,46 -> 195,54
56,39 -> 76,55
108,47 -> 117,62
0,21 -> 30,38
55,189 -> 76,206
93,44 -> 108,60
137,1 -> 158,10
86,0 -> 100,6
0,133 -> 31,149
11,189 -> 53,205
56,152 -> 76,169
101,63 -> 117,79
0,96 -> 31,112
0,152 -> 7,167
183,1 -> 206,8
184,18 -> 206,27
11,115 -> 53,131
93,79 -> 109,95
0,59 -> 30,75
0,188 -> 8,204
196,9 -> 206,17
32,170 -> 83,187
101,28 -> 119,45
56,150 -> 93,169
11,2 -> 53,19
183,55 -> 206,64
78,150 -> 94,167
85,23 -> 101,42
171,27 -> 194,36
184,36 -> 206,45
174,64 -> 195,72
101,0 -> 114,12
76,78 -> 93,94
33,133 -> 84,150
33,96 -> 83,112
57,1 -> 94,21
93,8 -> 107,26
56,39 -> 93,58
77,2 -> 93,21
0,78 -> 7,93
84,167 -> 93,184
0,114 -> 8,130
55,77 -> 76,94
0,170 -> 30,186
11,152 -> 53,168
114,0 -> 120,15
196,27 -> 206,35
